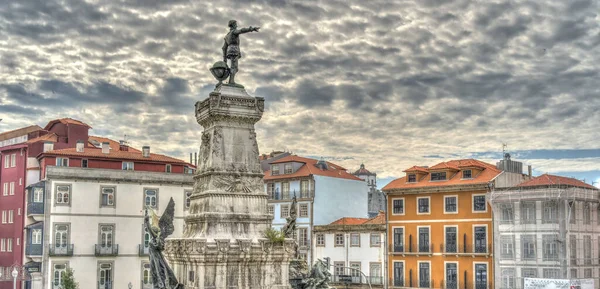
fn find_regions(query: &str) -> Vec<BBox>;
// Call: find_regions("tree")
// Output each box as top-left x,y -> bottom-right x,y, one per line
61,268 -> 79,289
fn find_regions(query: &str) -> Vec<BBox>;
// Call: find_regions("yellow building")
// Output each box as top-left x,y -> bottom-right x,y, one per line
383,159 -> 522,289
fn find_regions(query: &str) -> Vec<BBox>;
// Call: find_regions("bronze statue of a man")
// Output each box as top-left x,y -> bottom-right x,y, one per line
222,20 -> 260,85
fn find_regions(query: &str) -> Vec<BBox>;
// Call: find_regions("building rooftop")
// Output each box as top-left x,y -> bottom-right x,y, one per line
26,133 -> 58,144
353,163 -> 376,176
329,211 -> 385,226
41,147 -> 190,165
43,118 -> 91,130
517,173 -> 598,190
88,135 -> 141,152
383,159 -> 501,191
264,155 -> 362,181
0,125 -> 42,142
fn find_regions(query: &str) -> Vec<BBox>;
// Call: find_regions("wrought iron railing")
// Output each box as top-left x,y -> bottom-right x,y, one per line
94,244 -> 119,256
48,244 -> 74,256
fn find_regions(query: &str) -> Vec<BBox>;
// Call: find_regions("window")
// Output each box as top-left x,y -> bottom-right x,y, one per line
56,157 -> 69,167
583,202 -> 591,224
54,264 -> 67,288
584,235 -> 592,265
185,191 -> 192,210
500,204 -> 514,223
300,180 -> 309,198
32,229 -> 42,244
522,235 -> 536,259
445,196 -> 457,213
280,205 -> 289,218
1,211 -> 5,223
542,201 -> 558,223
6,238 -> 12,252
272,165 -> 280,175
142,263 -> 152,286
408,174 -> 416,182
8,210 -> 13,223
122,161 -> 134,170
9,182 -> 14,195
0,239 -> 4,252
475,264 -> 487,289
474,226 -> 487,253
419,262 -> 430,288
100,187 -> 115,207
267,183 -> 275,199
473,195 -> 486,212
417,197 -> 430,214
393,227 -> 404,252
11,154 -> 16,167
165,164 -> 172,173
462,169 -> 472,179
571,269 -> 578,279
584,269 -> 592,278
418,227 -> 430,253
542,235 -> 558,260
542,269 -> 560,279
500,236 -> 514,258
284,164 -> 292,174
2,183 -> 7,196
54,224 -> 69,255
393,262 -> 404,287
316,234 -> 325,247
569,201 -> 576,224
33,187 -> 44,202
19,178 -> 22,186
446,263 -> 458,289
522,269 -> 537,288
392,198 -> 404,215
267,205 -> 274,216
55,185 -> 71,205
3,155 -> 9,168
299,204 -> 308,217
298,228 -> 308,247
445,227 -> 457,253
17,238 -> 19,245
370,263 -> 381,279
143,228 -> 151,248
350,233 -> 360,247
144,189 -> 158,208
370,233 -> 380,247
335,234 -> 344,247
99,225 -> 114,248
282,182 -> 290,199
521,201 -> 536,224
431,172 -> 446,181
98,262 -> 113,288
334,262 -> 344,276
81,159 -> 88,168
350,262 -> 361,278
17,208 -> 20,215
570,235 -> 577,265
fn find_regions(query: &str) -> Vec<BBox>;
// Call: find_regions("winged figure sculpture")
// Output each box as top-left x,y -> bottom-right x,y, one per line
144,197 -> 184,289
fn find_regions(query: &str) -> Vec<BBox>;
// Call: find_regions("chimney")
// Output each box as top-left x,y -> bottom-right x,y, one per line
76,140 -> 84,153
119,140 -> 129,151
528,165 -> 532,178
142,146 -> 150,158
190,153 -> 193,164
102,142 -> 110,154
194,152 -> 197,166
43,142 -> 54,152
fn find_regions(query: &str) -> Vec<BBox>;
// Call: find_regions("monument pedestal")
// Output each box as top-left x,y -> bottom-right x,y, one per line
165,85 -> 294,289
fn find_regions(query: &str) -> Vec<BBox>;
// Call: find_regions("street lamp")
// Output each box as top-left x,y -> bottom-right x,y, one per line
12,268 -> 18,289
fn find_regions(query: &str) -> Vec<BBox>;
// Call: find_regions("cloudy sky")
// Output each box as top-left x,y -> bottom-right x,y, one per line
1,0 -> 599,188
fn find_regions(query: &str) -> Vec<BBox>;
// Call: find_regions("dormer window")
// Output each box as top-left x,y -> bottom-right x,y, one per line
408,174 -> 417,183
431,172 -> 446,181
272,165 -> 280,175
462,170 -> 472,179
284,164 -> 292,174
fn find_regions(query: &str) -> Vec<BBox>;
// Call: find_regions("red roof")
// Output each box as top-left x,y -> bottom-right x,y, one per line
384,159 -> 501,191
0,125 -> 42,141
330,211 -> 385,225
27,133 -> 58,144
363,211 -> 386,225
457,159 -> 486,168
41,147 -> 189,164
44,118 -> 91,130
265,155 -> 362,181
403,166 -> 429,173
517,174 -> 598,190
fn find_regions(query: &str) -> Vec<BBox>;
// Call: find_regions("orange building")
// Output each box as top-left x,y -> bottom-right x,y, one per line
383,159 -> 519,289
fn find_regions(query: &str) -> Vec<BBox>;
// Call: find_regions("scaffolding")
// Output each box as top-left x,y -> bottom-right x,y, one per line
488,183 -> 600,289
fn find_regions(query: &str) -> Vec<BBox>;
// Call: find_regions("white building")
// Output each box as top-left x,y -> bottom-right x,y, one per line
313,212 -> 385,287
263,155 -> 368,265
489,174 -> 600,289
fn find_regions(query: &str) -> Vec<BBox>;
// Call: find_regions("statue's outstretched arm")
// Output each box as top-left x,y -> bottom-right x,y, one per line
237,26 -> 260,34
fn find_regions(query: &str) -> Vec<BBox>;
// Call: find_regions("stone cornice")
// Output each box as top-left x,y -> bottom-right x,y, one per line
384,183 -> 490,195
313,223 -> 385,233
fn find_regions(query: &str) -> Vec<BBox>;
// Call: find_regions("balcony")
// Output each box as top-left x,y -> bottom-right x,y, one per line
95,244 -> 119,256
26,244 -> 43,256
391,244 -> 404,253
269,189 -> 315,200
48,244 -> 74,256
439,244 -> 493,257
98,281 -> 113,289
27,202 -> 44,221
331,275 -> 383,285
138,244 -> 149,256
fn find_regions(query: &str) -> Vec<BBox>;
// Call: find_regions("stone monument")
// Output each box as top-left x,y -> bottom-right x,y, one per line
164,20 -> 294,289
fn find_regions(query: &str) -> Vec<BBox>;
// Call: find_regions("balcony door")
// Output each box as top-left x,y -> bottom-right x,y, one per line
474,226 -> 487,253
419,227 -> 430,252
99,225 -> 114,255
393,228 -> 404,252
99,263 -> 113,289
445,263 -> 457,289
54,224 -> 69,254
475,264 -> 487,289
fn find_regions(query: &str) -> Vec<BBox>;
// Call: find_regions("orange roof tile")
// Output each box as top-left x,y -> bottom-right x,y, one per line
403,166 -> 429,173
330,217 -> 369,225
517,174 -> 598,190
41,147 -> 190,164
457,159 -> 486,168
44,118 -> 91,130
384,159 -> 501,191
363,211 -> 386,225
27,133 -> 58,144
429,161 -> 460,171
0,125 -> 42,141
264,155 -> 362,181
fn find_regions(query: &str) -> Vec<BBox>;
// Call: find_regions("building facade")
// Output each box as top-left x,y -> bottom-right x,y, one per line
264,155 -> 368,265
313,212 -> 386,287
490,174 -> 600,289
383,159 -> 526,289
353,164 -> 386,218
